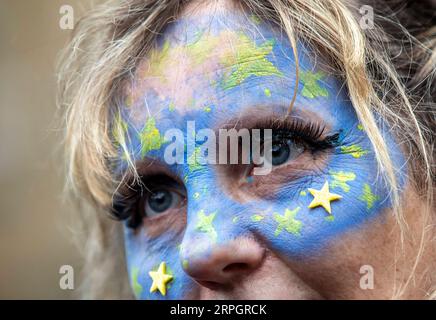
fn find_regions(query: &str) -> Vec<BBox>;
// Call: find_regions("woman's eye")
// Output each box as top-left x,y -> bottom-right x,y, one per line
144,189 -> 183,217
268,136 -> 305,166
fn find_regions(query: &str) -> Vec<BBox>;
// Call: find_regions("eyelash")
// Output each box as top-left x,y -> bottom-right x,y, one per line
111,176 -> 184,229
256,118 -> 341,151
110,188 -> 141,226
111,119 -> 341,228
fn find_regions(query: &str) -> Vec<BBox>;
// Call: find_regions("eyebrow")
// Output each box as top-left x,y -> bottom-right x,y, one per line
115,158 -> 173,188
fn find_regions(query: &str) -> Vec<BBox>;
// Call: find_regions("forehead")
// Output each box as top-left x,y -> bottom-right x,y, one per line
123,10 -> 305,127
119,8 -> 357,168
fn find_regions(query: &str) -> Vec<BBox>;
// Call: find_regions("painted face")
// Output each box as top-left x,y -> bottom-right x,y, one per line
113,10 -> 405,299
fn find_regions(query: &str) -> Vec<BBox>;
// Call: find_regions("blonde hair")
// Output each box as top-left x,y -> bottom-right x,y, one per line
58,0 -> 435,299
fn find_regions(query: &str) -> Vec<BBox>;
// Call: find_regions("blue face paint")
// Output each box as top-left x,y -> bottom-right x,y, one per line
116,12 -> 406,299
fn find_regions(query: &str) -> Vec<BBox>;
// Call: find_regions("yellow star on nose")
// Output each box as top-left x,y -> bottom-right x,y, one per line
149,262 -> 173,296
308,181 -> 342,214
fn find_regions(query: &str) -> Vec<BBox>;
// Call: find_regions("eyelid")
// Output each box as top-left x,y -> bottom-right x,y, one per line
111,173 -> 185,222
144,176 -> 186,196
133,185 -> 186,228
147,186 -> 187,201
246,120 -> 339,176
249,117 -> 343,153
252,118 -> 326,140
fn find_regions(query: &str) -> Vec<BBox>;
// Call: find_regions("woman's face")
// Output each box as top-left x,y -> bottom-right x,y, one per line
116,7 -> 409,299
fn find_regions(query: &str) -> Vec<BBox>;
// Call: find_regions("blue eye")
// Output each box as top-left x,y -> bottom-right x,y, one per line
271,140 -> 291,165
268,136 -> 305,166
145,189 -> 183,217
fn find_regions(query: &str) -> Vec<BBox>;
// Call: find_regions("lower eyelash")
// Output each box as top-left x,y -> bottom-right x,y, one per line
111,193 -> 138,221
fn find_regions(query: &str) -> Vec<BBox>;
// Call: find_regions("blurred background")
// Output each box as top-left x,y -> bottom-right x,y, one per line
0,0 -> 100,299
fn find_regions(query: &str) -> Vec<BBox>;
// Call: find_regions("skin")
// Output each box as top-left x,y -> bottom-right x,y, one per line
115,2 -> 432,299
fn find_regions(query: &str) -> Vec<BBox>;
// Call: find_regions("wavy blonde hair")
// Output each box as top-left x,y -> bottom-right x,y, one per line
58,0 -> 435,299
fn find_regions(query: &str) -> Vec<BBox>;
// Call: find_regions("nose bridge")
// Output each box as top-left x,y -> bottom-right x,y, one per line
179,169 -> 238,254
179,173 -> 266,287
179,189 -> 229,279
182,169 -> 238,240
182,183 -> 237,254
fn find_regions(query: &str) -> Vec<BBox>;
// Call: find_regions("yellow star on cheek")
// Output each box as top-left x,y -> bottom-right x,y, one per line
149,262 -> 173,296
308,181 -> 342,214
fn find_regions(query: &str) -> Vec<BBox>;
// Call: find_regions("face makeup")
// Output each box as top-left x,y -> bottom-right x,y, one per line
111,11 -> 405,299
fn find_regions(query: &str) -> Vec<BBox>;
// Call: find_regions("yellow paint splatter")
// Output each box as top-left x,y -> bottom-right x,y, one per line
187,146 -> 205,172
329,170 -> 356,192
186,32 -> 222,65
250,14 -> 262,25
138,117 -> 165,157
300,71 -> 328,98
340,144 -> 368,158
131,267 -> 143,298
325,215 -> 335,222
112,111 -> 129,147
359,183 -> 380,210
143,40 -> 172,79
251,214 -> 264,222
196,210 -> 217,242
125,94 -> 133,107
273,207 -> 302,236
182,260 -> 189,270
221,34 -> 283,90
264,88 -> 271,97
137,31 -> 283,112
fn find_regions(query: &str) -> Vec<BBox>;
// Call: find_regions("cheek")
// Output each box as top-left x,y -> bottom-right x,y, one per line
124,227 -> 194,300
122,123 -> 406,299
237,132 -> 404,258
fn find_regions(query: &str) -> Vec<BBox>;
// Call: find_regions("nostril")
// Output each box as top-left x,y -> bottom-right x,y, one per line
222,262 -> 250,273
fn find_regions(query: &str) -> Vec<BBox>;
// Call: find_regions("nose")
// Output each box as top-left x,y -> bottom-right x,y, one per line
181,237 -> 265,289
